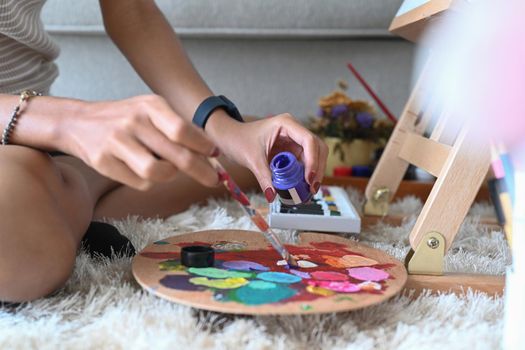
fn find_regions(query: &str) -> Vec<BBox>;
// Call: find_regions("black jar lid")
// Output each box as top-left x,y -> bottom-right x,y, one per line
181,245 -> 215,268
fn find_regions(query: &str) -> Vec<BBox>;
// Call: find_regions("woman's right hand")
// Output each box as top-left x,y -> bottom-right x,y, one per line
63,94 -> 220,190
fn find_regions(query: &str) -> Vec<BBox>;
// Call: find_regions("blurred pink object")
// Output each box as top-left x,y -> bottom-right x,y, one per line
419,0 -> 525,153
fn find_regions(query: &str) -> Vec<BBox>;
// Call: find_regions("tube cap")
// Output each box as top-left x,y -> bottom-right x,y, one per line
181,246 -> 215,267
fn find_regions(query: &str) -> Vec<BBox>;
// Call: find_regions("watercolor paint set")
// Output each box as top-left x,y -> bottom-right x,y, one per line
269,186 -> 361,233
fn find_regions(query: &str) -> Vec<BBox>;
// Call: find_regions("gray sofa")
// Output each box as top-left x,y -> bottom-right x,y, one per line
42,0 -> 414,121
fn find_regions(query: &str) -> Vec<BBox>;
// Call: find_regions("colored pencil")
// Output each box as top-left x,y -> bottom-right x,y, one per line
498,143 -> 515,204
490,143 -> 513,246
513,166 -> 523,272
208,157 -> 298,267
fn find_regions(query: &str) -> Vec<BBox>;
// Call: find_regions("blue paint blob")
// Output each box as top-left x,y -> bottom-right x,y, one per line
222,260 -> 270,271
256,271 -> 302,284
228,280 -> 297,305
245,280 -> 277,290
289,269 -> 311,279
154,240 -> 170,245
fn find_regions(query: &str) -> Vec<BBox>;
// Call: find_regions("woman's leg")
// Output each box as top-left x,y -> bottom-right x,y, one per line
93,156 -> 258,219
0,146 -> 100,302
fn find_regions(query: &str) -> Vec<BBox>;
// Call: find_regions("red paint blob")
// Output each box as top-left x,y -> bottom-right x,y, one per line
311,271 -> 349,281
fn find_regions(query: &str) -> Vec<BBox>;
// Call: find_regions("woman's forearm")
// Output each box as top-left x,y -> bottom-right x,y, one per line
0,94 -> 83,152
100,0 -> 214,123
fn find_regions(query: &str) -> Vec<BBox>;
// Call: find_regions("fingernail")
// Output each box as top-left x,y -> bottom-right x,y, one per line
312,181 -> 321,194
308,171 -> 316,185
210,147 -> 221,158
264,187 -> 276,203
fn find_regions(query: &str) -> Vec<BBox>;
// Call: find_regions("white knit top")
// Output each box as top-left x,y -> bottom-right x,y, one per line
0,0 -> 59,94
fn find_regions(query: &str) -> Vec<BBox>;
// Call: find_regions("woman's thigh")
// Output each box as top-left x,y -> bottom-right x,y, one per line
0,146 -> 94,302
93,156 -> 259,220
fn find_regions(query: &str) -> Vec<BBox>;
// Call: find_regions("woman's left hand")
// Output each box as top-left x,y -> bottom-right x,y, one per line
207,112 -> 328,202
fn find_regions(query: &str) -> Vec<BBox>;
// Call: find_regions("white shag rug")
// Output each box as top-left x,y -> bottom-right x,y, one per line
0,190 -> 509,350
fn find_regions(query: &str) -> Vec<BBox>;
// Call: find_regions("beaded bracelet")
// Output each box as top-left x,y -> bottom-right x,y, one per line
1,90 -> 41,145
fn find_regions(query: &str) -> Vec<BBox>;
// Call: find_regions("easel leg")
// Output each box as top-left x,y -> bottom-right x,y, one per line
364,64 -> 434,215
408,128 -> 491,254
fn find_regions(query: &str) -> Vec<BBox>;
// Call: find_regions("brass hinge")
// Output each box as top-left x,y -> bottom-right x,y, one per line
405,231 -> 445,275
363,187 -> 391,216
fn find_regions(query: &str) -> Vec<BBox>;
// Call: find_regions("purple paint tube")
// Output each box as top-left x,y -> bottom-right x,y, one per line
270,152 -> 312,205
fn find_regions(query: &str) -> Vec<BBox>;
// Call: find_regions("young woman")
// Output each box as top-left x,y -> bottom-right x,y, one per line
0,0 -> 328,302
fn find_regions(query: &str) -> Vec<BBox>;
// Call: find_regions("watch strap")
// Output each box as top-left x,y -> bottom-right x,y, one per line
192,95 -> 243,129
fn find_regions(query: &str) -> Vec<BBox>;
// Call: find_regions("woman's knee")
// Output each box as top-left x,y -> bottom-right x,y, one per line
0,146 -> 80,302
0,232 -> 77,302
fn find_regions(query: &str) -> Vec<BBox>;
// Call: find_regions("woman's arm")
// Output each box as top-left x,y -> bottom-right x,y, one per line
0,93 -> 219,190
99,0 -> 328,200
99,0 -> 212,123
0,94 -> 80,151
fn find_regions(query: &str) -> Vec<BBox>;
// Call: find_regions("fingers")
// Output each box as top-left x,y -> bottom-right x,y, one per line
277,114 -> 323,193
248,152 -> 276,203
314,139 -> 329,191
143,96 -> 219,157
110,132 -> 179,184
135,122 -> 220,187
94,153 -> 153,191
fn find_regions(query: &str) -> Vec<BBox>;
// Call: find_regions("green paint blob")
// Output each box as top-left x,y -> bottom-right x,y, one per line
154,240 -> 170,245
226,280 -> 297,305
189,277 -> 248,289
188,267 -> 253,279
301,304 -> 313,311
158,260 -> 186,271
256,271 -> 302,284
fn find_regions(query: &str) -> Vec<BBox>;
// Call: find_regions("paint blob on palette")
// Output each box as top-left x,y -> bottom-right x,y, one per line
132,230 -> 406,314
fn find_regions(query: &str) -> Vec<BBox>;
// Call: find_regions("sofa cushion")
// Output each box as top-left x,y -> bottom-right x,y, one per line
42,0 -> 404,38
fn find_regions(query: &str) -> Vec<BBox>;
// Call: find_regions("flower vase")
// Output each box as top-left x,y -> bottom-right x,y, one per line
324,137 -> 378,176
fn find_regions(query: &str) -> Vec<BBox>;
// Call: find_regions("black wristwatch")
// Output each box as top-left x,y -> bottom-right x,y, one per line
192,95 -> 243,129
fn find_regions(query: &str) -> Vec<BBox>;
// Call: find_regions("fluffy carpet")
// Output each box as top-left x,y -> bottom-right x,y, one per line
0,190 -> 509,350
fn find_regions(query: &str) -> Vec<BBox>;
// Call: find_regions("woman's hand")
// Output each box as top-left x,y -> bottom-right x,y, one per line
207,112 -> 328,202
63,95 -> 220,190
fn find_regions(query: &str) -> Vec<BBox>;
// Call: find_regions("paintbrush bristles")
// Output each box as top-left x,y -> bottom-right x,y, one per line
287,255 -> 299,268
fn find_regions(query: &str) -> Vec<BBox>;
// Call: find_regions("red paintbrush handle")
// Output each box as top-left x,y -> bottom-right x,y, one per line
347,63 -> 397,123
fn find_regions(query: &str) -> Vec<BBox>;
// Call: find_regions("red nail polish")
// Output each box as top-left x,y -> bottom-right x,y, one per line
308,171 -> 317,185
312,181 -> 321,194
210,147 -> 221,157
264,187 -> 276,203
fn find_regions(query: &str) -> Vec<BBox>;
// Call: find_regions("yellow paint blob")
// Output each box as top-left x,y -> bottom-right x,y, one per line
306,285 -> 335,297
189,277 -> 249,289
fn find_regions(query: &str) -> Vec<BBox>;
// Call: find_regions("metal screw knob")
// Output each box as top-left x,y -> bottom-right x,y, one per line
427,237 -> 440,249
373,187 -> 390,201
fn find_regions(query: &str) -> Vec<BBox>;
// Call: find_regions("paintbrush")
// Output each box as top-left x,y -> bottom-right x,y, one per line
347,62 -> 397,124
208,157 -> 298,267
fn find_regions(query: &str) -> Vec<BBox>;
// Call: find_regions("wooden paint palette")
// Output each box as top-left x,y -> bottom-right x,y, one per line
132,230 -> 407,315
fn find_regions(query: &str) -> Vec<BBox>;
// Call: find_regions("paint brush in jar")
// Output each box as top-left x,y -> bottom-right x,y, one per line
208,157 -> 298,267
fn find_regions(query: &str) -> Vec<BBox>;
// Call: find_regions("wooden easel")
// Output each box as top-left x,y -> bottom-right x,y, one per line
363,0 -> 505,295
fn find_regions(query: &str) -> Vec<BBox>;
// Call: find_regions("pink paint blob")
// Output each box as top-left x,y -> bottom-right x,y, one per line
311,271 -> 349,281
347,267 -> 389,282
307,280 -> 360,293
